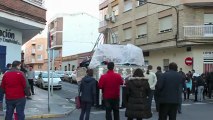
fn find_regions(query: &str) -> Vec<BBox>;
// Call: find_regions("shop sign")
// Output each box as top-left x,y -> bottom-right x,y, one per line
0,28 -> 21,45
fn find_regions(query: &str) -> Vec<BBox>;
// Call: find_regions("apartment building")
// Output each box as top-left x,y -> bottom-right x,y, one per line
99,0 -> 213,73
24,38 -> 48,71
0,0 -> 46,70
47,13 -> 99,70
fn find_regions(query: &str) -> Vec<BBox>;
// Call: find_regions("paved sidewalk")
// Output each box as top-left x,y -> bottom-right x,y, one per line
0,87 -> 75,120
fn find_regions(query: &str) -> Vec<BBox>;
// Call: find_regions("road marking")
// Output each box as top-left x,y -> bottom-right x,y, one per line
194,102 -> 207,105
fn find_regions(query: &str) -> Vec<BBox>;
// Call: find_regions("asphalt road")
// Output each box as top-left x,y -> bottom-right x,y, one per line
34,82 -> 213,120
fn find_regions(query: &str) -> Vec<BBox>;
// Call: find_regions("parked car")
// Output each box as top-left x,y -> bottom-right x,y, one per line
55,71 -> 65,81
70,71 -> 77,83
62,71 -> 77,83
63,71 -> 72,83
36,72 -> 62,89
34,71 -> 42,84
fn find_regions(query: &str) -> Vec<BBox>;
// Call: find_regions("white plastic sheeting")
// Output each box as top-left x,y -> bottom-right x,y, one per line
89,44 -> 144,69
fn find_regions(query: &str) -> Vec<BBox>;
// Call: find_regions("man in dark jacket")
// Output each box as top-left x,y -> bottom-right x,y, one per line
1,61 -> 27,120
155,66 -> 163,112
156,62 -> 183,120
206,72 -> 213,99
98,62 -> 123,120
79,69 -> 96,120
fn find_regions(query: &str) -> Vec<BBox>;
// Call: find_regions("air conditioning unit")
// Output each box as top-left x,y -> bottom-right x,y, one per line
111,14 -> 116,23
104,14 -> 110,21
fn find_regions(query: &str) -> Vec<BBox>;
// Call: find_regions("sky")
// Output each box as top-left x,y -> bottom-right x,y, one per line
38,0 -> 100,37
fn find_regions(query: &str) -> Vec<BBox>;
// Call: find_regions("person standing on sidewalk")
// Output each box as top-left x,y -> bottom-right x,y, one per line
196,75 -> 205,102
206,72 -> 213,99
27,66 -> 35,95
155,66 -> 163,112
156,62 -> 183,120
124,68 -> 152,120
144,65 -> 157,110
79,69 -> 96,120
98,62 -> 123,120
1,61 -> 27,120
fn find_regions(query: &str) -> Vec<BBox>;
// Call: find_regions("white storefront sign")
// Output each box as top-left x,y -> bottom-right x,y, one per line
0,24 -> 22,64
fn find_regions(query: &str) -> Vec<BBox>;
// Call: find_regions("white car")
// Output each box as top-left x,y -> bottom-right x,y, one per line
36,72 -> 62,89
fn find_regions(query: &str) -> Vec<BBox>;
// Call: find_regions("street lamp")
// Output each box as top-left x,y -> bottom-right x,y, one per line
145,1 -> 180,47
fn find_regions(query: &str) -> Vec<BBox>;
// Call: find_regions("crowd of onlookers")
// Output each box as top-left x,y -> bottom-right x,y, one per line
180,69 -> 213,102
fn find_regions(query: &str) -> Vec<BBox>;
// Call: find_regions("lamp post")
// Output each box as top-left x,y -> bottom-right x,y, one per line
145,1 -> 179,47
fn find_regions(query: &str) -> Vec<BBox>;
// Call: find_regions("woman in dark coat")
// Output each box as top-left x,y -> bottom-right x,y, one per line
125,68 -> 152,120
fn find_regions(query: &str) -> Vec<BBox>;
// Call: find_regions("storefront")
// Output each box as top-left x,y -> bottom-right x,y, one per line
144,45 -> 213,74
0,24 -> 22,70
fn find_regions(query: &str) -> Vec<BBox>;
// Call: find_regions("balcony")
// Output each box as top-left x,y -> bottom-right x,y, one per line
181,0 -> 213,6
184,25 -> 213,39
31,49 -> 36,55
23,0 -> 44,8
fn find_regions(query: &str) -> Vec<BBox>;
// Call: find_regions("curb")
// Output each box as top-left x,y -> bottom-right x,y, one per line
25,108 -> 76,120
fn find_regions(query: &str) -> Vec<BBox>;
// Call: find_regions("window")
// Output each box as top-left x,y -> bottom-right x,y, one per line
111,31 -> 119,44
137,0 -> 147,6
112,5 -> 119,16
68,64 -> 71,71
204,14 -> 213,25
72,65 -> 75,71
159,16 -> 173,33
100,7 -> 108,21
38,65 -> 42,69
144,60 -> 149,66
136,23 -> 147,38
163,59 -> 169,71
124,28 -> 132,40
65,66 -> 67,71
37,55 -> 42,61
124,0 -> 132,12
37,45 -> 43,50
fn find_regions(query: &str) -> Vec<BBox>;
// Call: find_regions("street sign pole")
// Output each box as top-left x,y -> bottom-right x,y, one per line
47,32 -> 51,112
51,49 -> 54,96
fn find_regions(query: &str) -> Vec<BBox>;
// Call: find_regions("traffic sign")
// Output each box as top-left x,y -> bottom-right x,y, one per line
185,57 -> 193,66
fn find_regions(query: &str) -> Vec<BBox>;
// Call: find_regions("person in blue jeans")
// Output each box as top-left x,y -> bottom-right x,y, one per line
1,61 -> 27,120
79,69 -> 96,120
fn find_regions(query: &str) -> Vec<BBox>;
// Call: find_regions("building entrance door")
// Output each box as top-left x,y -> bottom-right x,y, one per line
0,45 -> 6,71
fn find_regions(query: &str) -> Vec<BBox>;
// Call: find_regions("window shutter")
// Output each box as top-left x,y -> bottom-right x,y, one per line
112,5 -> 119,15
137,24 -> 147,36
204,14 -> 213,24
124,0 -> 132,12
124,28 -> 132,40
159,16 -> 172,31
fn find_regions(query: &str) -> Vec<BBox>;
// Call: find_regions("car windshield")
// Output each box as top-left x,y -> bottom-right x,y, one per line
42,73 -> 59,78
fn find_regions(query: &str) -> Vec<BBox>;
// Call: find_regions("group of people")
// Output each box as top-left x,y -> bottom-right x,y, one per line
181,69 -> 213,102
0,60 -> 36,120
79,62 -> 190,120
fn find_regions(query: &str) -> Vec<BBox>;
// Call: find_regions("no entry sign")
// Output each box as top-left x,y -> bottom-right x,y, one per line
185,57 -> 193,66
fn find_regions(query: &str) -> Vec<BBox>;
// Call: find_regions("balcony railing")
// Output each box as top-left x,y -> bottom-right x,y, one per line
184,25 -> 213,39
23,0 -> 44,8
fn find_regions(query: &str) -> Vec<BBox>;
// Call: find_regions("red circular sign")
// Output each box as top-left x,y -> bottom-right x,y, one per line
185,57 -> 193,66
